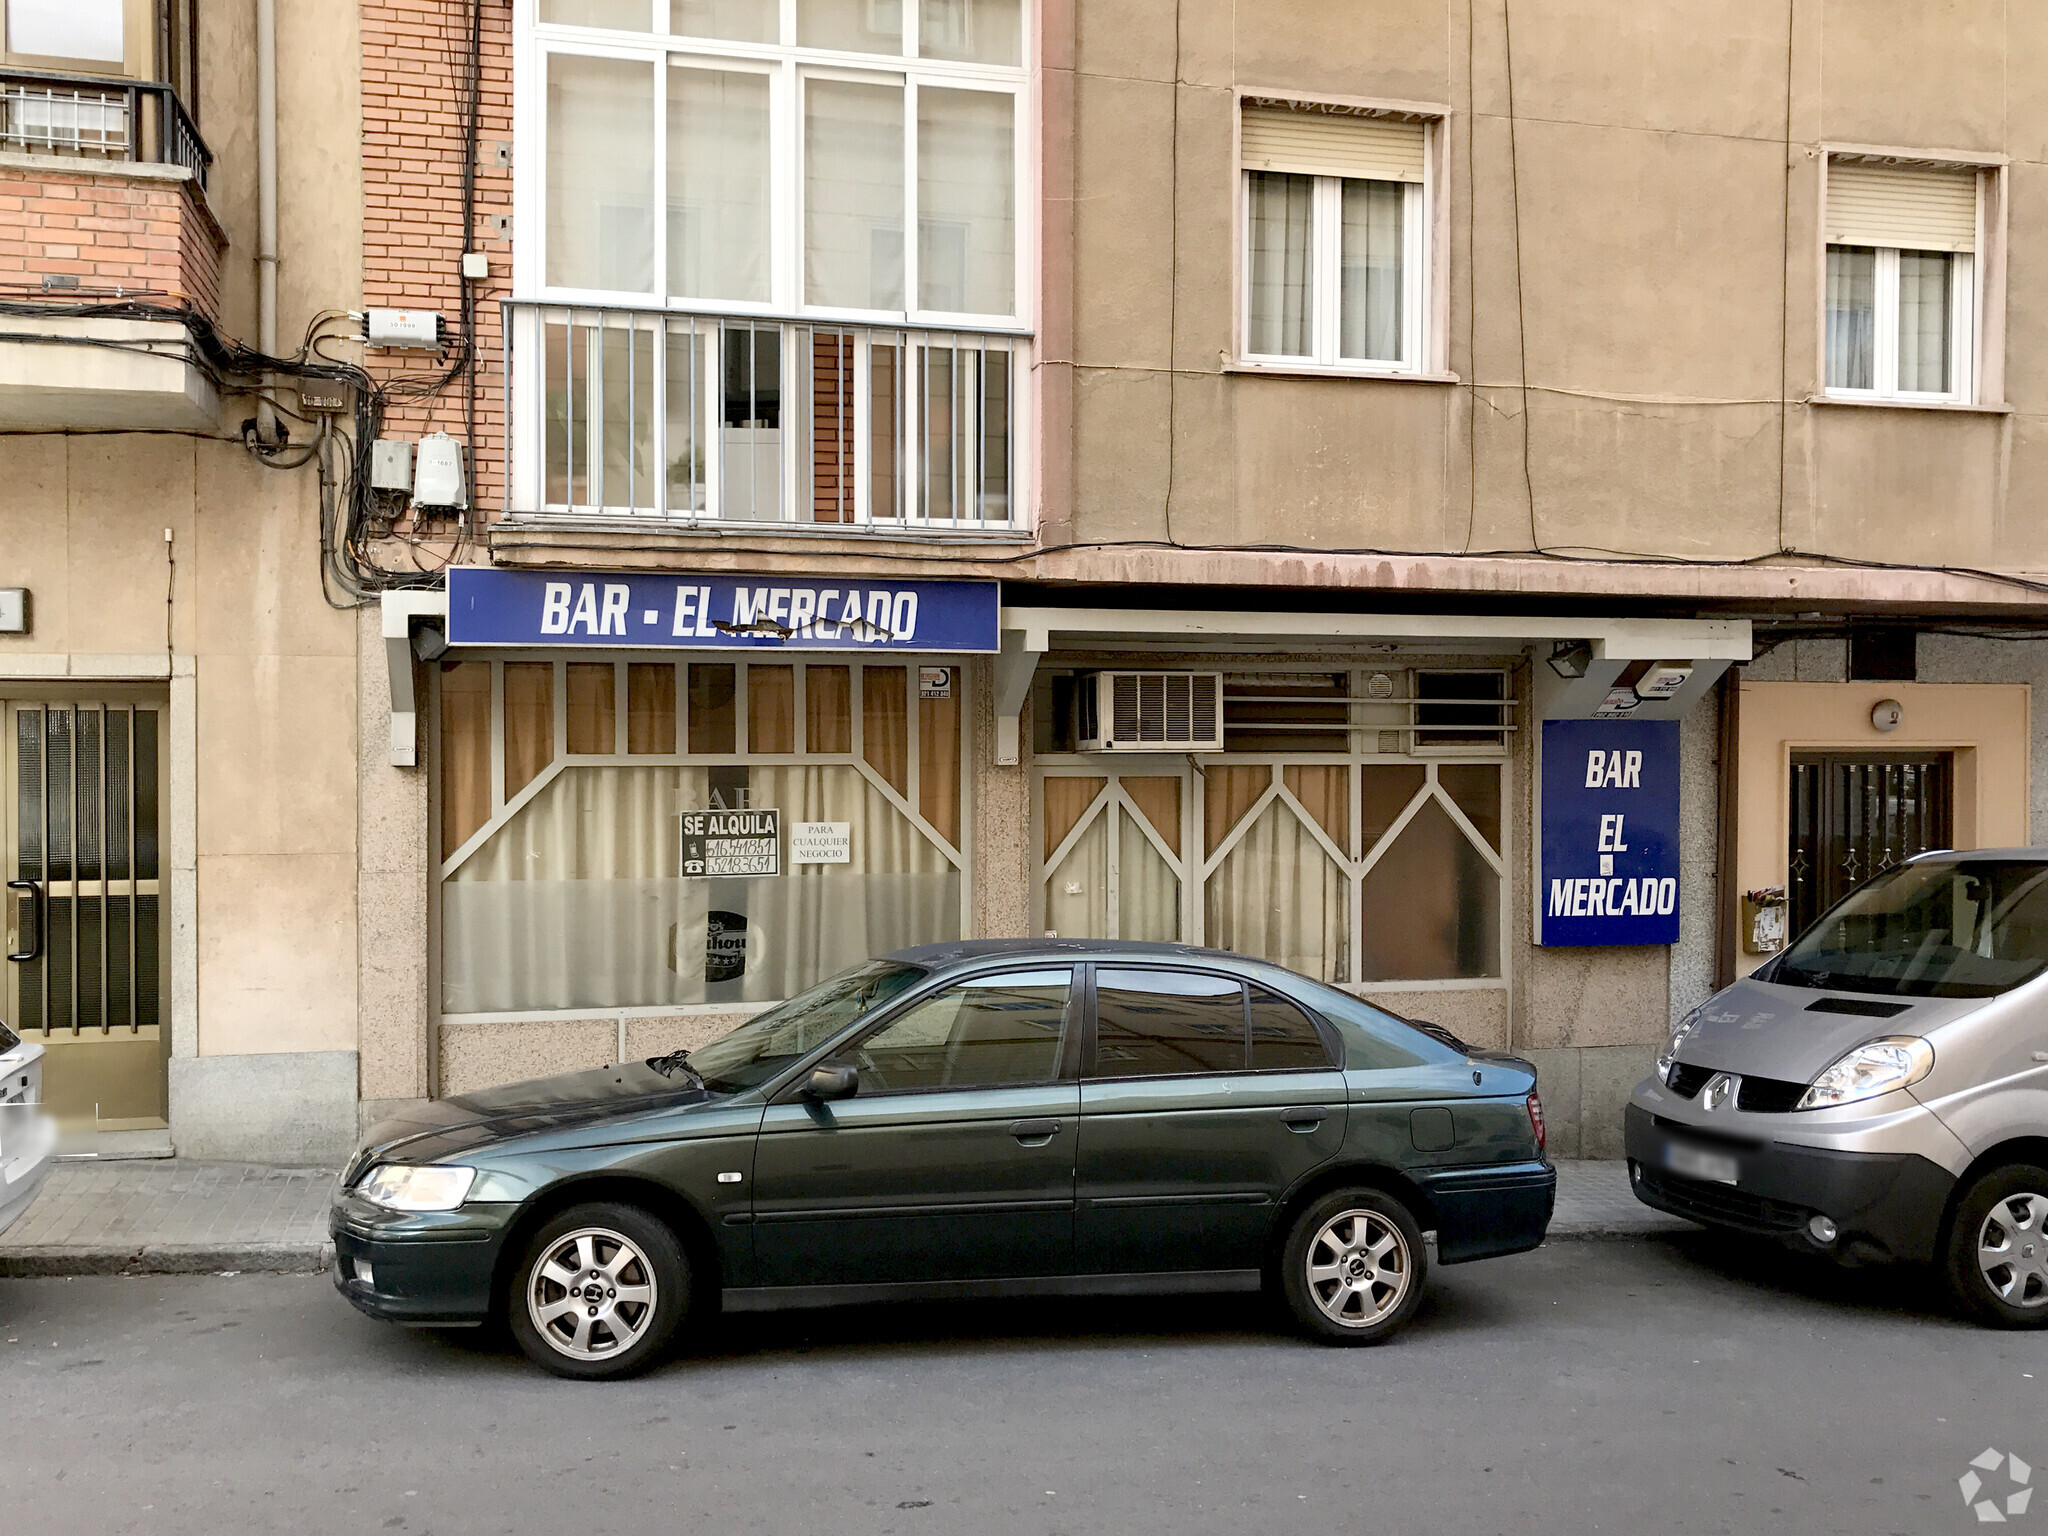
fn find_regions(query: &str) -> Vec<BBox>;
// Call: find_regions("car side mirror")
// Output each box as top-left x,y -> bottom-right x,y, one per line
802,1062 -> 859,1102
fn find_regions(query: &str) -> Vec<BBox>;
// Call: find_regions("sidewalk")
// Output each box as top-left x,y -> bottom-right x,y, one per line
0,1158 -> 1689,1278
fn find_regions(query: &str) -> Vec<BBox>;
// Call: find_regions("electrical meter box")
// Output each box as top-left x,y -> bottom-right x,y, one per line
369,438 -> 413,493
413,432 -> 468,510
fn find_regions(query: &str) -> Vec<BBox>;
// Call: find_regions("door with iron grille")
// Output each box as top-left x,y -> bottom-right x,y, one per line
3,695 -> 168,1128
1787,752 -> 1952,942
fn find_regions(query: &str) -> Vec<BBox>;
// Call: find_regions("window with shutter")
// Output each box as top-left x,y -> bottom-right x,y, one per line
1823,159 -> 1981,402
1240,100 -> 1434,373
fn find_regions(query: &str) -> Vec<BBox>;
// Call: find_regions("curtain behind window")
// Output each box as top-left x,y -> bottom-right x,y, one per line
1339,179 -> 1403,362
668,68 -> 771,302
441,764 -> 959,1012
1897,251 -> 1953,393
805,79 -> 906,309
1247,172 -> 1313,356
548,54 -> 656,292
918,88 -> 1014,314
1205,800 -> 1347,982
1825,246 -> 1876,390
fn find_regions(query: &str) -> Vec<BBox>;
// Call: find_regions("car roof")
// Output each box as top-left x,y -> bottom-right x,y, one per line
1908,848 -> 2048,864
889,938 -> 1283,974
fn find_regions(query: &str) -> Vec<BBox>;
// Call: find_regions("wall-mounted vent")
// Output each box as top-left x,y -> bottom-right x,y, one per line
1077,671 -> 1224,752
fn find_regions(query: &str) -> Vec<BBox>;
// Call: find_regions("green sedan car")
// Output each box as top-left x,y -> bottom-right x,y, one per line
332,941 -> 1555,1378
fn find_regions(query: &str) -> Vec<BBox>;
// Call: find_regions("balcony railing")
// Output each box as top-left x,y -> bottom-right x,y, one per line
0,69 -> 211,188
506,302 -> 1025,531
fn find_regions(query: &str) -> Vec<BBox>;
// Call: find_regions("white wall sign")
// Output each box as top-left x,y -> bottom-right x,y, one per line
791,821 -> 852,864
919,666 -> 952,699
681,809 -> 780,876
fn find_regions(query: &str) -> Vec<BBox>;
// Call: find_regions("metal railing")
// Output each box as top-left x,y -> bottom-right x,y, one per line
0,69 -> 211,187
504,300 -> 1026,531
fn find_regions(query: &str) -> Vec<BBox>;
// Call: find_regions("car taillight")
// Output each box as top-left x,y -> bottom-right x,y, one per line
1525,1090 -> 1546,1156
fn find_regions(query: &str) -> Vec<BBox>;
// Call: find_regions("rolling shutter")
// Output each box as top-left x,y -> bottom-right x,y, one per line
1826,162 -> 1978,253
1241,106 -> 1426,183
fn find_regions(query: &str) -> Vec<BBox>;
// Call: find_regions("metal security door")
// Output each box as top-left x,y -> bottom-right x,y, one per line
1788,752 -> 1951,941
3,697 -> 167,1127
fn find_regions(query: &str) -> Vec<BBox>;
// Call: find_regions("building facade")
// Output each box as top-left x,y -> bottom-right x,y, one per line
5,0 -> 2048,1162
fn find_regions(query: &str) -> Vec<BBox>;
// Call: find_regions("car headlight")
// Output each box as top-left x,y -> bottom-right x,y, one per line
357,1163 -> 477,1212
1796,1036 -> 1935,1111
1655,1010 -> 1705,1085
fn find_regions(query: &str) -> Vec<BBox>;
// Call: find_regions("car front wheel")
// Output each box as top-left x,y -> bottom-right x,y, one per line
1946,1164 -> 2048,1329
1279,1188 -> 1428,1346
508,1202 -> 690,1379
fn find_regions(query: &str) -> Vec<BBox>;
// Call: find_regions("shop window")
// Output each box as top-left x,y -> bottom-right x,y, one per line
1035,678 -> 1507,985
436,657 -> 967,1015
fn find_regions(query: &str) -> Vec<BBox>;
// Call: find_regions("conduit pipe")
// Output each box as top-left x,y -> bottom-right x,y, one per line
256,0 -> 279,433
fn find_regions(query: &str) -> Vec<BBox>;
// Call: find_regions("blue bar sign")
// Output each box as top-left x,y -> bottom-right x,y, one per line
1538,718 -> 1682,946
446,568 -> 1000,652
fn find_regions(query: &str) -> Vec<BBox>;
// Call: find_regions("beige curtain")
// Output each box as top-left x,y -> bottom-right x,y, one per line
1119,809 -> 1180,941
1358,796 -> 1499,981
1204,799 -> 1347,981
1045,809 -> 1106,940
439,662 -> 492,859
442,762 -> 959,1014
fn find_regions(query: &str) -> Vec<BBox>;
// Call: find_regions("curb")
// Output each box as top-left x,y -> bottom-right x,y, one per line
1544,1221 -> 1697,1241
0,1241 -> 334,1278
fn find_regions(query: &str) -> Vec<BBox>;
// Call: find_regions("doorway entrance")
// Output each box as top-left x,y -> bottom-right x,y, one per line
1788,752 -> 1952,938
3,693 -> 169,1128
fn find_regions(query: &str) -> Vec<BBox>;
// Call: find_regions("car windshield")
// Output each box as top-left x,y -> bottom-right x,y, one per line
683,960 -> 927,1091
1774,858 -> 2048,998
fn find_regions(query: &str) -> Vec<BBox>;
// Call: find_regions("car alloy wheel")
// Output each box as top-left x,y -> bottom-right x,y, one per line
1305,1208 -> 1411,1328
528,1226 -> 660,1360
508,1202 -> 690,1378
1977,1193 -> 2048,1309
1279,1187 -> 1428,1346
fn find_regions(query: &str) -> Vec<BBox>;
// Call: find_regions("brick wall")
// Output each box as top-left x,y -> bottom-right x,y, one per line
362,0 -> 514,514
0,164 -> 227,320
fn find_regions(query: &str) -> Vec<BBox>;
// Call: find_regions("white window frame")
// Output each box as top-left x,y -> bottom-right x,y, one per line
1240,171 -> 1428,374
1823,243 -> 1976,405
1232,96 -> 1442,379
513,0 -> 1033,332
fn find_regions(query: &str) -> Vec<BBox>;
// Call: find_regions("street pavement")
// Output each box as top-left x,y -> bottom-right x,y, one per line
3,1233 -> 2037,1536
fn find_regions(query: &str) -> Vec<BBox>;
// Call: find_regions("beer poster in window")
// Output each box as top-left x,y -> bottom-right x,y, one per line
681,809 -> 781,877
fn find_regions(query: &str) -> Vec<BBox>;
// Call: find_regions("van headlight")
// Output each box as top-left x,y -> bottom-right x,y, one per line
357,1163 -> 476,1212
1796,1037 -> 1934,1111
1655,1010 -> 1704,1085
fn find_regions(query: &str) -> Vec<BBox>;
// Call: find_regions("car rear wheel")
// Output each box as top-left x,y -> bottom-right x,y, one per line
1279,1188 -> 1428,1346
1945,1164 -> 2048,1329
508,1203 -> 690,1379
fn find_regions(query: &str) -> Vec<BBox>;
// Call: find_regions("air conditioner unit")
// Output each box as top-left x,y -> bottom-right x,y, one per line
1076,671 -> 1224,752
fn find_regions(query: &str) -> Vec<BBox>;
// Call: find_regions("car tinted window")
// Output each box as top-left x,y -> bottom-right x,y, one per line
1775,858 -> 2048,998
687,960 -> 927,1090
1248,987 -> 1332,1070
1301,987 -> 1463,1070
850,969 -> 1071,1093
1091,969 -> 1247,1078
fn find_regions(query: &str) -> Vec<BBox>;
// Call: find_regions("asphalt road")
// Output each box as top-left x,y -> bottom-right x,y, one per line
2,1234 -> 2041,1536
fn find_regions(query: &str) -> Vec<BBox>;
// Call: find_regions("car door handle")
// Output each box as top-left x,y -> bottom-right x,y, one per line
1010,1118 -> 1061,1145
1280,1107 -> 1327,1133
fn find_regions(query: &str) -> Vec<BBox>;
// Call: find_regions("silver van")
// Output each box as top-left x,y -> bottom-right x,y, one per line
1628,849 -> 2048,1327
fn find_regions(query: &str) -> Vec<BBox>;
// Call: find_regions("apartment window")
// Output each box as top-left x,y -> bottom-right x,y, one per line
518,1 -> 1027,524
527,2 -> 1024,324
1824,160 -> 1980,402
1240,100 -> 1430,372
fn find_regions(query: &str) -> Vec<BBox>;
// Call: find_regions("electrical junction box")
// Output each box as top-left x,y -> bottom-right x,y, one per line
0,588 -> 29,634
369,438 -> 413,493
413,432 -> 467,510
460,251 -> 490,281
298,381 -> 350,414
365,309 -> 442,348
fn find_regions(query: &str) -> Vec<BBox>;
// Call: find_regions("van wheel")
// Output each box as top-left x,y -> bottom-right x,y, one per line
508,1203 -> 691,1379
1279,1188 -> 1428,1345
1945,1165 -> 2048,1329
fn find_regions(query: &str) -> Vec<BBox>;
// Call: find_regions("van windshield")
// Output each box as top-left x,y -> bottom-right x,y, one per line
1774,859 -> 2048,998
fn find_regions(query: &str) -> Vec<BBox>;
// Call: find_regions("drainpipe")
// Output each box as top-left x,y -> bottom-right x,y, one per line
256,0 -> 279,435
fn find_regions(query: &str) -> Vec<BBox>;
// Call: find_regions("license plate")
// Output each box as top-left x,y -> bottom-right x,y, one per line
1665,1142 -> 1738,1185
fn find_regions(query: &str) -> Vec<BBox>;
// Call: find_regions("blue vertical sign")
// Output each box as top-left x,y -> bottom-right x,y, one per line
1539,719 -> 1681,946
